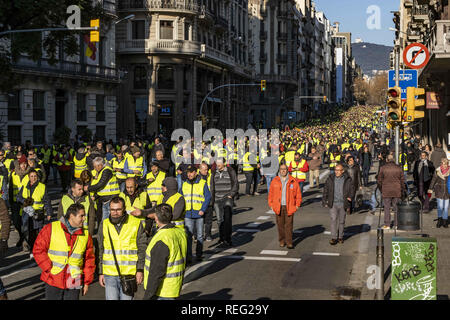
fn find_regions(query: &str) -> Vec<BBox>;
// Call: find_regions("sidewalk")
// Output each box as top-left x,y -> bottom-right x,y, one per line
361,199 -> 450,300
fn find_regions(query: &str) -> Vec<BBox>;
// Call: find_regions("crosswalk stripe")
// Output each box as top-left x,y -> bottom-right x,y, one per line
257,216 -> 271,220
323,231 -> 331,235
293,230 -> 303,234
246,222 -> 262,228
210,254 -> 300,262
266,209 -> 275,214
235,229 -> 259,233
313,252 -> 340,256
260,250 -> 288,256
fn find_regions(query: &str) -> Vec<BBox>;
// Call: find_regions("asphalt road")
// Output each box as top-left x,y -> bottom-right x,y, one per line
0,168 -> 379,300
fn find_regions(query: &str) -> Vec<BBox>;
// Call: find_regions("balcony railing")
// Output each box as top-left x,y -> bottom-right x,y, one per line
102,0 -> 116,14
426,20 -> 450,57
117,39 -> 202,55
201,44 -> 235,66
12,57 -> 118,80
118,0 -> 200,13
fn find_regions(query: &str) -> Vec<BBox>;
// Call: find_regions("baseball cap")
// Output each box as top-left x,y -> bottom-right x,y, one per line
186,165 -> 197,172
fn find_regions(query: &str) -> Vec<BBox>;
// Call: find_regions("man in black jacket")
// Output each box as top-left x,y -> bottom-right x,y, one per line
322,164 -> 354,245
345,156 -> 362,214
212,158 -> 238,247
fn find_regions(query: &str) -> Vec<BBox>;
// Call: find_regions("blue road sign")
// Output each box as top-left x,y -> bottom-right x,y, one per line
388,70 -> 418,100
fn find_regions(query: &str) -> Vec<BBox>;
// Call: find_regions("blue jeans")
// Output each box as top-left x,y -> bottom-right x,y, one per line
157,296 -> 175,300
265,175 -> 275,194
437,198 -> 449,220
104,275 -> 134,300
176,174 -> 183,193
298,181 -> 304,195
185,217 -> 204,258
0,278 -> 6,296
102,200 -> 111,221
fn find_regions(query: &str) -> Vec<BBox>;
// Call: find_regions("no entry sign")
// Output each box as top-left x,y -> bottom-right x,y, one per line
403,43 -> 430,69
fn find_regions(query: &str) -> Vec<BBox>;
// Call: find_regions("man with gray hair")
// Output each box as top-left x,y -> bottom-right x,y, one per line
85,157 -> 120,224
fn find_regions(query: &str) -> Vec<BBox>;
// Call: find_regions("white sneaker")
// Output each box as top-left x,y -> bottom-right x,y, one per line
254,192 -> 261,196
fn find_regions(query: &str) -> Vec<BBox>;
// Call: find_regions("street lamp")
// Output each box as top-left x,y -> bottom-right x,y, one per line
115,14 -> 135,25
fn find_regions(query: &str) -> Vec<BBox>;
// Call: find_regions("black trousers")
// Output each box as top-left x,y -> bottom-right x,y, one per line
59,170 -> 71,192
204,206 -> 213,238
45,283 -> 80,300
219,205 -> 233,243
43,163 -> 50,183
362,167 -> 370,186
245,171 -> 257,195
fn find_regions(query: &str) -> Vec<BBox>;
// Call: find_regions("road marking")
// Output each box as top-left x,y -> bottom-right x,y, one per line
246,222 -> 262,228
323,231 -> 331,235
0,259 -> 32,273
266,209 -> 275,214
260,250 -> 288,256
235,229 -> 259,233
293,230 -> 303,234
223,248 -> 238,254
313,252 -> 340,256
210,254 -> 300,262
1,262 -> 36,278
315,195 -> 322,198
257,216 -> 271,220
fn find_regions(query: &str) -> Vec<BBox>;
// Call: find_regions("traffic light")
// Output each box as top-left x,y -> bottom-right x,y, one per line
406,87 -> 425,122
90,19 -> 100,42
323,96 -> 327,103
387,87 -> 401,122
260,80 -> 266,92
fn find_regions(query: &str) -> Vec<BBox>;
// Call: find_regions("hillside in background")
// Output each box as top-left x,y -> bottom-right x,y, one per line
352,42 -> 393,75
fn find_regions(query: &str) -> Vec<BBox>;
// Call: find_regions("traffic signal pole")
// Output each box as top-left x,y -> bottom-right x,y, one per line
394,44 -> 400,165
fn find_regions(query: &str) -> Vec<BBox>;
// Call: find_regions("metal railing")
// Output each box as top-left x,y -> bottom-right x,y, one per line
12,57 -> 118,80
201,44 -> 235,66
118,0 -> 200,12
426,20 -> 450,55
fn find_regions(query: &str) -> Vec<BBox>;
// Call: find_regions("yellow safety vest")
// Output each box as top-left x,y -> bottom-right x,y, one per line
145,171 -> 166,202
143,226 -> 187,298
329,154 -> 341,168
102,215 -> 141,276
399,153 -> 408,172
73,155 -> 88,178
284,150 -> 296,167
182,179 -> 206,212
3,158 -> 13,176
126,155 -> 144,178
119,191 -> 147,214
91,167 -> 120,197
21,182 -> 46,211
61,195 -> 91,231
291,160 -> 307,180
243,152 -> 255,172
40,148 -> 52,164
157,193 -> 185,228
111,157 -> 127,180
48,221 -> 89,279
11,172 -> 28,201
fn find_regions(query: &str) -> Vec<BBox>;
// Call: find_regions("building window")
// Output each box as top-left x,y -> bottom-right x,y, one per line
8,126 -> 21,145
132,20 -> 145,39
96,126 -> 106,140
33,91 -> 45,121
160,21 -> 174,40
158,66 -> 174,89
7,90 -> 21,121
184,23 -> 190,40
33,126 -> 46,145
77,93 -> 87,122
77,126 -> 87,137
134,66 -> 147,89
96,95 -> 105,122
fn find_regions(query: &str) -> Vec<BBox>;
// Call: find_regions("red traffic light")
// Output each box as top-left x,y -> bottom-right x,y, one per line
388,89 -> 399,98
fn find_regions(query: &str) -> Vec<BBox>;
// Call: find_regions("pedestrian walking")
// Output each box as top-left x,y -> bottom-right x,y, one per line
33,203 -> 95,300
0,198 -> 10,299
359,146 -> 372,187
212,158 -> 238,247
143,204 -> 187,300
377,155 -> 405,229
322,164 -> 354,244
345,156 -> 362,214
413,151 -> 435,212
307,146 -> 322,188
98,197 -> 147,300
268,163 -> 302,249
428,158 -> 450,227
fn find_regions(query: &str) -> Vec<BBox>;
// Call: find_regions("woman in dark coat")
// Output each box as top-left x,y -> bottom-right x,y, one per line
413,151 -> 435,212
428,157 -> 450,227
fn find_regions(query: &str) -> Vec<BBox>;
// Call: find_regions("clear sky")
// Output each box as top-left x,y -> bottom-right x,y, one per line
314,0 -> 400,46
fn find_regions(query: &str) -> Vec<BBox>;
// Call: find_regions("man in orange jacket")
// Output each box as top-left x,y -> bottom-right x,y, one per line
268,163 -> 302,249
33,203 -> 95,300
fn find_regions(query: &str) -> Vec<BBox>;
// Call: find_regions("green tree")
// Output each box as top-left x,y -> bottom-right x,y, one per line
53,126 -> 72,145
0,0 -> 111,92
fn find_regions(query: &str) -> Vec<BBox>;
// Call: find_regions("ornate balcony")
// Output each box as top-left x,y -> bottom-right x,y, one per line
200,44 -> 235,67
118,0 -> 200,14
117,39 -> 202,55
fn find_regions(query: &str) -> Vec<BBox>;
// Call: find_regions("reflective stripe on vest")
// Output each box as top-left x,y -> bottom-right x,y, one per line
48,221 -> 89,278
182,179 -> 206,211
73,155 -> 88,178
61,195 -> 91,230
112,158 -> 127,180
163,193 -> 185,228
92,167 -> 120,197
102,216 -> 141,276
329,154 -> 341,168
126,156 -> 144,178
243,152 -> 254,172
146,171 -> 166,202
291,160 -> 307,180
22,182 -> 46,211
143,227 -> 187,298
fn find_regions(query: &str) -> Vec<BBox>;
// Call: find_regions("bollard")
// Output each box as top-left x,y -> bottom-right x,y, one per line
375,228 -> 384,300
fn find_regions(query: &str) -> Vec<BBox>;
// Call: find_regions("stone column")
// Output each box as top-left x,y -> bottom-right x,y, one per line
147,58 -> 158,136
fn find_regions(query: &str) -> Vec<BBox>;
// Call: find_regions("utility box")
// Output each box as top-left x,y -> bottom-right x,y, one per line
391,237 -> 437,300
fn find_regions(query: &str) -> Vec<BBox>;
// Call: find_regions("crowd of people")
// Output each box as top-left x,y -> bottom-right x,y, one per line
0,104 -> 448,300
